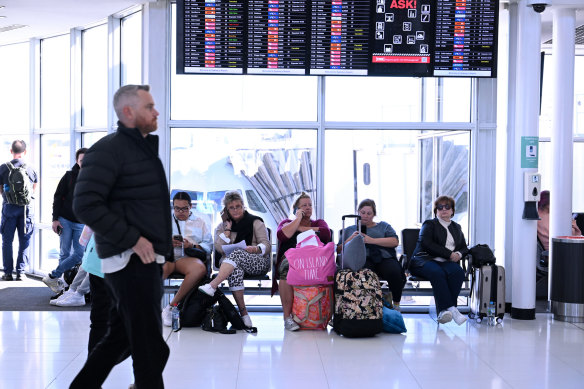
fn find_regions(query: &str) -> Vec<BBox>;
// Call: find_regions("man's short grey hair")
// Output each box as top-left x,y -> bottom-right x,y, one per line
113,84 -> 150,119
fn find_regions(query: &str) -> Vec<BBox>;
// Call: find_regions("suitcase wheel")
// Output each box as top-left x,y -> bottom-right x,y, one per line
475,317 -> 482,323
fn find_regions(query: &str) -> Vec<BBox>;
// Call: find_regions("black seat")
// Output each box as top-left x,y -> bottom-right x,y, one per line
536,236 -> 549,299
400,228 -> 425,282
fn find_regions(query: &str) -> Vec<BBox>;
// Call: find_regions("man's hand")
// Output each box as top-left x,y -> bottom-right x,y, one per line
133,236 -> 156,264
450,252 -> 461,262
52,220 -> 63,234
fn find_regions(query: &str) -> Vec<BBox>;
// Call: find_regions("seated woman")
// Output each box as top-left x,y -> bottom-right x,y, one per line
273,192 -> 331,331
410,195 -> 468,325
537,190 -> 581,251
339,199 -> 405,310
198,191 -> 271,328
161,192 -> 211,327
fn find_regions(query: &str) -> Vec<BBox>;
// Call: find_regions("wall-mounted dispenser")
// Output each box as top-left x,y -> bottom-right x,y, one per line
522,172 -> 541,220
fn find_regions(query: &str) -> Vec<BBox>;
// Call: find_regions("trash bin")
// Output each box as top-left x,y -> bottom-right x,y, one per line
550,236 -> 584,323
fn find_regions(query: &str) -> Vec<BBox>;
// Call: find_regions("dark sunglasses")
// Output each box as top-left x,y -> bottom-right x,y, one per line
437,204 -> 452,211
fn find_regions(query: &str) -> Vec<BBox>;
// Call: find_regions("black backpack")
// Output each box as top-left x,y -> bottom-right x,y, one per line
179,287 -> 218,328
4,162 -> 33,206
469,244 -> 496,268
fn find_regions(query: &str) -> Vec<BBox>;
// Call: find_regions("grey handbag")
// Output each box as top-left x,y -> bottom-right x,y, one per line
341,215 -> 367,272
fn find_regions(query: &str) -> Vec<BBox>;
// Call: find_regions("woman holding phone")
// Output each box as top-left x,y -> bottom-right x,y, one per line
339,199 -> 405,310
274,192 -> 331,331
161,191 -> 211,327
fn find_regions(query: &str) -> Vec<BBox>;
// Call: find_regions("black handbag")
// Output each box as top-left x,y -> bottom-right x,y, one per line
469,244 -> 496,268
216,290 -> 258,333
179,287 -> 218,327
202,305 -> 228,332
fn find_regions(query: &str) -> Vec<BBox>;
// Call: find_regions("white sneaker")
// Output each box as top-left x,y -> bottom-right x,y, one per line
161,305 -> 172,327
449,307 -> 468,326
241,314 -> 253,328
437,310 -> 453,324
56,291 -> 86,307
42,275 -> 65,293
51,289 -> 74,306
284,316 -> 300,331
198,283 -> 216,296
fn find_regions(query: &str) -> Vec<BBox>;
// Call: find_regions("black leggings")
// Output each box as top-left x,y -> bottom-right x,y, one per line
365,257 -> 406,302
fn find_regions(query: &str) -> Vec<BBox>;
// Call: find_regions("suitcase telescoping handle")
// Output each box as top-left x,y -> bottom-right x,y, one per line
341,214 -> 361,269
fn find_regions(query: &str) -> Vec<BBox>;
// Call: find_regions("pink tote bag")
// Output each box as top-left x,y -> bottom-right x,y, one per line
285,235 -> 336,286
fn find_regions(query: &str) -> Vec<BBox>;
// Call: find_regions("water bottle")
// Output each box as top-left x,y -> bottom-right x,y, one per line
173,237 -> 184,259
171,304 -> 180,332
487,301 -> 496,325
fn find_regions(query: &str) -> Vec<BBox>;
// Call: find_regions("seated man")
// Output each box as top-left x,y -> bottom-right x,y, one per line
161,192 -> 212,327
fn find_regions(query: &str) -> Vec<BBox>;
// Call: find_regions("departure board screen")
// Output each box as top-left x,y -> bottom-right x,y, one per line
248,0 -> 308,74
176,0 -> 498,77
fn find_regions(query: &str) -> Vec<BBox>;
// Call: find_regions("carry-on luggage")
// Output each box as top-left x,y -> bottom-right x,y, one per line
469,264 -> 505,324
333,215 -> 383,337
292,285 -> 333,330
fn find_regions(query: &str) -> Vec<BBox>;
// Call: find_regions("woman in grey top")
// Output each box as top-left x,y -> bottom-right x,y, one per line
340,199 -> 406,309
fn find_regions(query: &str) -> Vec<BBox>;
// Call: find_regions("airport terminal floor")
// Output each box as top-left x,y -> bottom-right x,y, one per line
1,300 -> 583,388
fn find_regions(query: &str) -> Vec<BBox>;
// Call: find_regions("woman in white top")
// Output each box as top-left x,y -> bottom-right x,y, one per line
161,191 -> 212,327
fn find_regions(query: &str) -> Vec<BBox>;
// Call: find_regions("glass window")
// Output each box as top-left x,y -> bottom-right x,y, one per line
575,56 -> 584,136
40,34 -> 71,129
121,11 -> 143,85
170,128 -> 317,234
40,229 -> 61,272
170,4 -> 318,121
442,78 -> 472,122
325,77 -> 422,122
40,134 -> 70,223
323,130 -> 420,237
82,131 -> 107,147
81,24 -> 108,127
0,43 -> 30,131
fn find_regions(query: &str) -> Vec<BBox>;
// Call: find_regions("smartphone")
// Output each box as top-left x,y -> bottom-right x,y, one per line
56,225 -> 63,236
173,235 -> 183,242
360,225 -> 367,234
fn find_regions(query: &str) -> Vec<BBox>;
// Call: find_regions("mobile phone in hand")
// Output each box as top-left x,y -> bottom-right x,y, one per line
360,225 -> 367,234
173,235 -> 183,242
57,226 -> 63,236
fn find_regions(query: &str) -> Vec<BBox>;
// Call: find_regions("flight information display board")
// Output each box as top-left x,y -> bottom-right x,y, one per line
176,0 -> 498,77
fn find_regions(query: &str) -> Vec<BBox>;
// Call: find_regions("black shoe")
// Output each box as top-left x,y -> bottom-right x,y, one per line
16,273 -> 25,281
1,273 -> 14,281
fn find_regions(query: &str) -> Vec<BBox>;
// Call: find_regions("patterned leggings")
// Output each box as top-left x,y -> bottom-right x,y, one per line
223,249 -> 270,291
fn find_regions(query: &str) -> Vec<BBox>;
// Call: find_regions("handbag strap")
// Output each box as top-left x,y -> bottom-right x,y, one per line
296,234 -> 323,248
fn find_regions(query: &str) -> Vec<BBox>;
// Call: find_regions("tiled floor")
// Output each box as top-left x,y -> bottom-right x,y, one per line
1,310 -> 583,389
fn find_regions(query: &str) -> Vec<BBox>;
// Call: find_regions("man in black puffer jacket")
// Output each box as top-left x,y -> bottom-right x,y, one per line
70,85 -> 172,389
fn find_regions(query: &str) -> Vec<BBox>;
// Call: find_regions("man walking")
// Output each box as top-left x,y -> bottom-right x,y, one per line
70,85 -> 172,389
0,140 -> 38,281
42,147 -> 87,294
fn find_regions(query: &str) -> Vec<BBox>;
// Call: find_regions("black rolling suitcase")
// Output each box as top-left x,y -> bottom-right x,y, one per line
333,215 -> 383,337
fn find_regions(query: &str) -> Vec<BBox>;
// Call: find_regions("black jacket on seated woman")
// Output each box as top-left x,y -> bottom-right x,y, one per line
410,195 -> 469,325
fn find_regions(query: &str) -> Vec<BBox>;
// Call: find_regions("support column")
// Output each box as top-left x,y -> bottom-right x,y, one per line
508,1 -> 542,320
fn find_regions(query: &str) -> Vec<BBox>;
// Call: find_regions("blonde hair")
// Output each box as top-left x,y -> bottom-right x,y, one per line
291,192 -> 311,213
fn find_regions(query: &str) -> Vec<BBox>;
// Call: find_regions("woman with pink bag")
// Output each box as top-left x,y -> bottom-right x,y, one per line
272,192 -> 331,331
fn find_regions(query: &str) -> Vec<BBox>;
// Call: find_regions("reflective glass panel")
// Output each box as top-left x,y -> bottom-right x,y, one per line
121,11 -> 143,85
40,35 -> 70,129
82,24 -> 108,127
40,134 -> 70,223
0,43 -> 30,131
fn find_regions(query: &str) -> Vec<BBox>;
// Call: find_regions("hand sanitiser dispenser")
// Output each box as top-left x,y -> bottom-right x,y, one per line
522,172 -> 541,220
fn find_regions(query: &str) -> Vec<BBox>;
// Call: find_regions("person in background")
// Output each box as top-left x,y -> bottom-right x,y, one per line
198,191 -> 271,328
537,190 -> 582,251
70,84 -> 171,389
161,191 -> 211,327
0,140 -> 38,281
339,199 -> 405,310
410,195 -> 468,325
274,192 -> 331,331
42,147 -> 87,293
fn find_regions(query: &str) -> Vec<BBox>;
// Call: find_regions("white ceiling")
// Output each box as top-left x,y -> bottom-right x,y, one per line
0,0 -> 146,45
0,0 -> 583,47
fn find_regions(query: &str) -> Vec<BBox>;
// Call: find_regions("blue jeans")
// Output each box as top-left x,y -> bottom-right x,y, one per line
410,260 -> 465,313
51,217 -> 84,278
1,203 -> 34,275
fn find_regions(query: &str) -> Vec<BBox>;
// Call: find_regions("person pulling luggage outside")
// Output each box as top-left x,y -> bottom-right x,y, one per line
42,148 -> 87,293
0,140 -> 38,281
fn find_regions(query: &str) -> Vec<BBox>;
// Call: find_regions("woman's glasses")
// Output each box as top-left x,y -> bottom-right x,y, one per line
228,204 -> 243,211
436,204 -> 452,211
173,206 -> 190,213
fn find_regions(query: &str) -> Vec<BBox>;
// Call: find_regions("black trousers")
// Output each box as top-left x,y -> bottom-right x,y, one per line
87,274 -> 110,354
365,257 -> 406,302
71,255 -> 169,389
